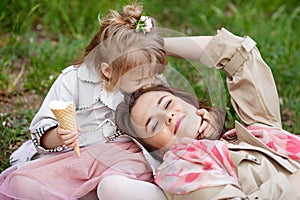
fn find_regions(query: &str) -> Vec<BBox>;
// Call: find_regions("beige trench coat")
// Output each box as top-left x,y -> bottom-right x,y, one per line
165,28 -> 300,199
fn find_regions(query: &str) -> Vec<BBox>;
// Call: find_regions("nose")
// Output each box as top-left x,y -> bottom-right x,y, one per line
165,112 -> 174,125
150,106 -> 175,125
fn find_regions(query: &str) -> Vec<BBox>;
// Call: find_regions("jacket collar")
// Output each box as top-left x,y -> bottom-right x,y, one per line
234,121 -> 288,158
78,64 -> 100,83
77,64 -> 124,110
99,88 -> 124,111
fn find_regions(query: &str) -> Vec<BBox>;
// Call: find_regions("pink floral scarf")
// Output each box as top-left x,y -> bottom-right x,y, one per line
246,125 -> 300,161
223,125 -> 300,161
155,138 -> 239,194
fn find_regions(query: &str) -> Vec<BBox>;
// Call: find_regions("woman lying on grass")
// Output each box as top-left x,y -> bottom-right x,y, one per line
116,84 -> 300,200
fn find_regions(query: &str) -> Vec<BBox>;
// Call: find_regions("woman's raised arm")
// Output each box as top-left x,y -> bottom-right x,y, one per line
164,36 -> 212,61
165,28 -> 282,128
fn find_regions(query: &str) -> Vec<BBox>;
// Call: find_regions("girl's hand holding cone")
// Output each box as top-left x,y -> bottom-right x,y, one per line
48,100 -> 80,157
55,127 -> 79,154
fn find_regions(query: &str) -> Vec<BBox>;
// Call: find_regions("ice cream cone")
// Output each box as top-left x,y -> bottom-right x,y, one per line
49,100 -> 80,157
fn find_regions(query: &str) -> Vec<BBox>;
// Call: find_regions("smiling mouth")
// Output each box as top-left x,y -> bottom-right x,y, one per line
174,115 -> 185,135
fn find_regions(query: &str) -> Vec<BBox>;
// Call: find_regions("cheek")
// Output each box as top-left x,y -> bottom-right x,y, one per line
185,127 -> 198,138
146,136 -> 169,150
177,131 -> 196,139
131,113 -> 148,139
131,118 -> 146,137
152,131 -> 174,149
176,116 -> 199,139
119,82 -> 135,93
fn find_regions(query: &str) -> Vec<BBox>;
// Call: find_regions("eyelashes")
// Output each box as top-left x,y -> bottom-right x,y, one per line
152,120 -> 159,132
164,100 -> 172,109
135,79 -> 142,85
151,99 -> 172,133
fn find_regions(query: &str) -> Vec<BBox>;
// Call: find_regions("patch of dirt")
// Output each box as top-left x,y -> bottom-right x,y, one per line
0,92 -> 44,114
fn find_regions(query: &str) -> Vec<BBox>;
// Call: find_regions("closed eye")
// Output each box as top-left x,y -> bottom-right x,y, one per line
152,120 -> 159,133
164,100 -> 172,109
135,79 -> 142,84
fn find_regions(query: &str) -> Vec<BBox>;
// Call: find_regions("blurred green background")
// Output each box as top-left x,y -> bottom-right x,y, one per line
0,0 -> 299,171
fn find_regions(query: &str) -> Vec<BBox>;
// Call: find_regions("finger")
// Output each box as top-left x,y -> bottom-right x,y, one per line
55,128 -> 70,142
204,124 -> 220,140
65,139 -> 78,148
197,109 -> 210,121
61,131 -> 78,143
199,109 -> 210,120
63,136 -> 79,148
198,120 -> 209,134
57,127 -> 72,136
196,109 -> 205,124
196,109 -> 206,116
202,110 -> 211,121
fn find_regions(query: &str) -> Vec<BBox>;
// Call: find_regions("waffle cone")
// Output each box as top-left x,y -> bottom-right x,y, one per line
49,101 -> 80,157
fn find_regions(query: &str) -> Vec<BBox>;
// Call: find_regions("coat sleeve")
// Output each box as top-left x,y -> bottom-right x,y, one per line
202,28 -> 282,128
29,66 -> 77,153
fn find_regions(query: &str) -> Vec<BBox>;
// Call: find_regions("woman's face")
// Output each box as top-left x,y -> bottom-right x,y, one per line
130,90 -> 203,150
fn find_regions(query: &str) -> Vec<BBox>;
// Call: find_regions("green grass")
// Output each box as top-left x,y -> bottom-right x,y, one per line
1,0 -> 299,172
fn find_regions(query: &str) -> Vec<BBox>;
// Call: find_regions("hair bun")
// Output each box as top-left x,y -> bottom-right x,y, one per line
123,4 -> 143,19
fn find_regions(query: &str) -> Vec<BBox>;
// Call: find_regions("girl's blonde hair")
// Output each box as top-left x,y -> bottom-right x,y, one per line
74,4 -> 167,91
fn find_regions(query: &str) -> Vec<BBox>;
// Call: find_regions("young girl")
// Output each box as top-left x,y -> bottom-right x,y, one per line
0,4 -> 167,200
116,85 -> 300,200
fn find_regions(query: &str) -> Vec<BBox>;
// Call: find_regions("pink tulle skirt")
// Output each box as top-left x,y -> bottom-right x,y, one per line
0,141 -> 153,200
